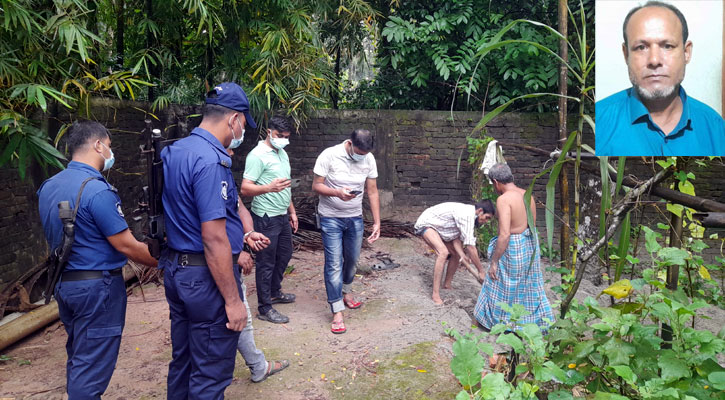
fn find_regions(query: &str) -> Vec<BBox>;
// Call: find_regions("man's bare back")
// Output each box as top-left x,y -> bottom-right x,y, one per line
497,186 -> 535,235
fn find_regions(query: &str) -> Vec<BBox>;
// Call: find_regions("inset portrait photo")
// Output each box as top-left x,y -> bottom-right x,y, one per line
595,0 -> 725,156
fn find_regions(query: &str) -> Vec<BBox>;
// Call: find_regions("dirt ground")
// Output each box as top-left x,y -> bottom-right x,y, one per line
1,235 -> 724,400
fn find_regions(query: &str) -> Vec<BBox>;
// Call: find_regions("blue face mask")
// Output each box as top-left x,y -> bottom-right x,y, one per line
347,140 -> 366,162
99,141 -> 115,171
227,116 -> 245,150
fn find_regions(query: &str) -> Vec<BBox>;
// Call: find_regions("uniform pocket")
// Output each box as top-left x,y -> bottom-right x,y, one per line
87,325 -> 123,339
206,325 -> 238,360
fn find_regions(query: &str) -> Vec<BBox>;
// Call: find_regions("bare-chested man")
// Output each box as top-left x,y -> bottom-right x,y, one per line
474,163 -> 554,332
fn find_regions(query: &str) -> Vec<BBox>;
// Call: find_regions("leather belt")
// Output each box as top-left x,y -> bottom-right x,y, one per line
170,250 -> 240,267
61,268 -> 122,281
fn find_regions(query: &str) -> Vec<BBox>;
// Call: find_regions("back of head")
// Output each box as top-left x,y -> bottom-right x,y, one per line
475,199 -> 496,216
350,129 -> 374,152
268,115 -> 294,134
66,120 -> 110,157
488,163 -> 513,184
202,91 -> 235,122
622,1 -> 688,46
202,82 -> 257,128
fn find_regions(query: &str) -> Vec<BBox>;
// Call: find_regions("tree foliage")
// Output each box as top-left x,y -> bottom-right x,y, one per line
343,0 -> 593,112
0,0 -> 380,177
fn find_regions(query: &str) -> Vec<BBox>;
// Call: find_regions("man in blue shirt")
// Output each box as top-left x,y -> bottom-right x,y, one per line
160,82 -> 269,399
595,1 -> 725,156
38,120 -> 158,399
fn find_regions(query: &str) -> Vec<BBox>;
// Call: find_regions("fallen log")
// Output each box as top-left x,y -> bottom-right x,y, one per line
0,301 -> 59,351
0,265 -> 148,352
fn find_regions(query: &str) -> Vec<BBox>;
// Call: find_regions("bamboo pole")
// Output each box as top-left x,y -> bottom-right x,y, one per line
0,302 -> 59,351
0,267 -> 138,352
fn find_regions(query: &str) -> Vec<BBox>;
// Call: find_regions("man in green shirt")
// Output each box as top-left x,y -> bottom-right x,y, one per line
242,116 -> 298,324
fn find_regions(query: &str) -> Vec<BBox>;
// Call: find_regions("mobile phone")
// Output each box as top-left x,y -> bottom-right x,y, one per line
349,190 -> 362,195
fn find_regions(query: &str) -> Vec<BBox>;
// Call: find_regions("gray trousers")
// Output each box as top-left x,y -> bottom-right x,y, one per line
238,281 -> 268,381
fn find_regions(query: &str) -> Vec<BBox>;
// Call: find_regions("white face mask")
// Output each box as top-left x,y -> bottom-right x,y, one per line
98,141 -> 115,171
227,116 -> 245,149
270,137 -> 289,150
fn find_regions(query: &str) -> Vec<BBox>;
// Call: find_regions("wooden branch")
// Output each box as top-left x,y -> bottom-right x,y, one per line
559,167 -> 672,318
693,212 -> 725,228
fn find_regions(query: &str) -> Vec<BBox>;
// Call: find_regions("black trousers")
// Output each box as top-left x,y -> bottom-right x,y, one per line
253,213 -> 293,314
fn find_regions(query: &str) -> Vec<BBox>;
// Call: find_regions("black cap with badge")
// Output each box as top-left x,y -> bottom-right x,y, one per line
205,82 -> 257,129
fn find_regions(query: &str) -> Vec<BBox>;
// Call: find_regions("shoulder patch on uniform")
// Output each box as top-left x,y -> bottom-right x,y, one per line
116,201 -> 125,217
221,181 -> 229,200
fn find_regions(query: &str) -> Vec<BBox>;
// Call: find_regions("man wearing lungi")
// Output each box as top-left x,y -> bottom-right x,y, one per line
474,163 -> 554,333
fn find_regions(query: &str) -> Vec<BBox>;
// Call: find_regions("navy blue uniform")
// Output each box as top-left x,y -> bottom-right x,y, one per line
160,127 -> 245,399
37,161 -> 129,400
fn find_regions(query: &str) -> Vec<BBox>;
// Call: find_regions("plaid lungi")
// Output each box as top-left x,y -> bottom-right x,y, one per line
474,228 -> 554,330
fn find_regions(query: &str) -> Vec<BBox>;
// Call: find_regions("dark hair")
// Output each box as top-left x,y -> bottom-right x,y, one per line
268,115 -> 294,134
475,199 -> 495,216
350,129 -> 374,152
202,90 -> 235,120
66,120 -> 110,157
623,1 -> 688,47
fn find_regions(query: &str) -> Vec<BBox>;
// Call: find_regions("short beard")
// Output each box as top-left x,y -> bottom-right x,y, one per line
634,83 -> 677,101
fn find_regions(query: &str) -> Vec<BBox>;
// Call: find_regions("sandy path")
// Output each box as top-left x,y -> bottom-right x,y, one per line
1,236 -> 723,399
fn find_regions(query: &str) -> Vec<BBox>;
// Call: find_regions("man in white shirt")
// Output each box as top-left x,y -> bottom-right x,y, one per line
414,200 -> 494,304
312,129 -> 381,334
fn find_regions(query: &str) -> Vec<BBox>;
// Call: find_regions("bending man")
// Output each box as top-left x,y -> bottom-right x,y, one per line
414,201 -> 494,304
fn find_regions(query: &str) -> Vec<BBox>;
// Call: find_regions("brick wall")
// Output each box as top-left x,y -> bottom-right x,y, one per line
1,101 -> 723,288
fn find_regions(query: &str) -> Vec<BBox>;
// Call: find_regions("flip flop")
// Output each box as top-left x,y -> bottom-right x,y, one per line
331,320 -> 346,334
343,298 -> 362,309
252,359 -> 290,383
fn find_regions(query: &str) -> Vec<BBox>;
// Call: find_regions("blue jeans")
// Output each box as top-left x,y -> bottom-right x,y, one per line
320,216 -> 364,313
56,271 -> 126,400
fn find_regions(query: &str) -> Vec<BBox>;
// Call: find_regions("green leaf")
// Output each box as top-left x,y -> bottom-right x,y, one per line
571,340 -> 596,360
479,372 -> 511,399
450,338 -> 485,388
658,351 -> 691,383
614,212 -> 630,281
610,365 -> 636,385
593,393 -> 629,400
708,371 -> 725,390
600,338 -> 635,366
547,391 -> 573,400
0,134 -> 22,167
545,131 -> 577,252
657,247 -> 690,266
496,333 -> 524,354
455,390 -> 470,400
642,226 -> 662,254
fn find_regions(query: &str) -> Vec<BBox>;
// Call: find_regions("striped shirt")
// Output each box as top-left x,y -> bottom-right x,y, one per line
414,202 -> 477,246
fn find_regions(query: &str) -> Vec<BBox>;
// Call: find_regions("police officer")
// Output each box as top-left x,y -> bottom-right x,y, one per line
160,82 -> 269,399
37,120 -> 158,399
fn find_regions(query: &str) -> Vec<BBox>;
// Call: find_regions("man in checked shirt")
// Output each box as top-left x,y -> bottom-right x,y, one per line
414,200 -> 495,304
